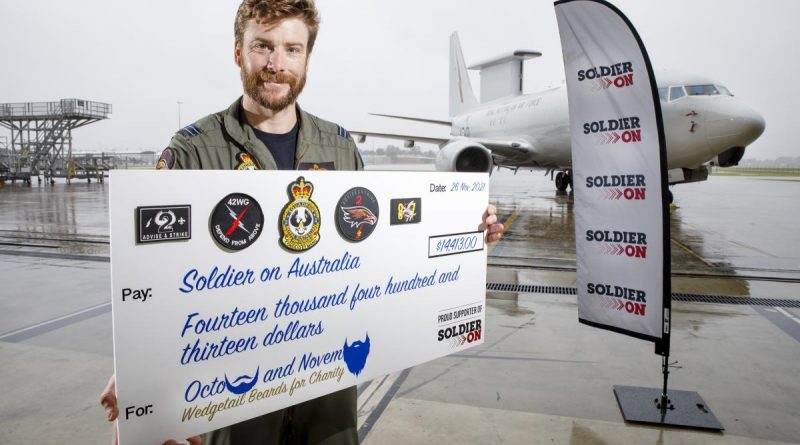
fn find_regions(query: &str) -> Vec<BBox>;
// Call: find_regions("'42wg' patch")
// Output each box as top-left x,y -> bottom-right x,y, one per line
209,193 -> 263,251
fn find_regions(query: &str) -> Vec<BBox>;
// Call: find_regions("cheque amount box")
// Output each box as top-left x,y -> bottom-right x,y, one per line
428,231 -> 485,258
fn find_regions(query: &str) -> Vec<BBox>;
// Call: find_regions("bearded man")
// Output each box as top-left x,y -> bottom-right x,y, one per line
101,1 -> 503,443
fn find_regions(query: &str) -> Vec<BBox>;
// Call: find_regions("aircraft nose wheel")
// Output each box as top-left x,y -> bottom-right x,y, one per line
555,171 -> 572,191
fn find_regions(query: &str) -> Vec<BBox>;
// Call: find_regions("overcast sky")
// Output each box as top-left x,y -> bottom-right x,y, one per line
1,0 -> 797,159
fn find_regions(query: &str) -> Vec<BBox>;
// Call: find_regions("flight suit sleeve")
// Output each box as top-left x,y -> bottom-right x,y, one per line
351,137 -> 364,171
155,133 -> 201,170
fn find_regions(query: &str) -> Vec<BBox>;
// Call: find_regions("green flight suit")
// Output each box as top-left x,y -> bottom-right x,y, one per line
160,97 -> 363,172
158,97 -> 361,445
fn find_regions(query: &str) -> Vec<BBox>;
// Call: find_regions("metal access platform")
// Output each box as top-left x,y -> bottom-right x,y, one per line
0,99 -> 112,184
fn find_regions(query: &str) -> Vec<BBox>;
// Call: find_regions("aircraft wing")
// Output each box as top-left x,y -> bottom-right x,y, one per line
368,113 -> 452,126
350,130 -> 535,160
350,130 -> 449,146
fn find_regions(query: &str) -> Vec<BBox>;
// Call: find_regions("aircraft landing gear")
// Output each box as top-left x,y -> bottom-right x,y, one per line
555,171 -> 572,191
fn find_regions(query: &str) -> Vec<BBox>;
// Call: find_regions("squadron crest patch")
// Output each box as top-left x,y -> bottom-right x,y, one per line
236,152 -> 258,170
279,177 -> 321,252
210,193 -> 263,251
336,187 -> 379,242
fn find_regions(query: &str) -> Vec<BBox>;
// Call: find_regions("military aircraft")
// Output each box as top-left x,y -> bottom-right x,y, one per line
354,33 -> 765,197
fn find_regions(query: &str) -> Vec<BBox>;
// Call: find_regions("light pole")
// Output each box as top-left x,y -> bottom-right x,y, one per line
177,101 -> 183,129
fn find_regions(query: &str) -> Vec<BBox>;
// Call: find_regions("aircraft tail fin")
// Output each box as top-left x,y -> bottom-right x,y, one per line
450,32 -> 479,117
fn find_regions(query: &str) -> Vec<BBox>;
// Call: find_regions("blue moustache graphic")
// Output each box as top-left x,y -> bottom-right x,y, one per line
343,334 -> 371,377
224,367 -> 260,395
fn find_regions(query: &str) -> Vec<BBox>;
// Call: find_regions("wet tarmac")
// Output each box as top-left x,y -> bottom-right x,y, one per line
1,171 -> 798,444
488,170 -> 800,299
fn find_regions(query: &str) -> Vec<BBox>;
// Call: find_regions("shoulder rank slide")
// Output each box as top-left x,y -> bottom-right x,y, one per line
178,124 -> 203,138
336,125 -> 350,139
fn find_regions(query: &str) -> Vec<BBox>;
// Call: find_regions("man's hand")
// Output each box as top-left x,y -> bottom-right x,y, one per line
480,204 -> 504,243
101,374 -> 202,445
101,374 -> 118,422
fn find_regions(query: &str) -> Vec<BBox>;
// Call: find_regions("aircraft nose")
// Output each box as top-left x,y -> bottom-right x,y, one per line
706,102 -> 766,146
741,109 -> 766,144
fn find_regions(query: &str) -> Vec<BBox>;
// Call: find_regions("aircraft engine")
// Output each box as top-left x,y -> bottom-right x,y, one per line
434,139 -> 493,173
711,146 -> 746,167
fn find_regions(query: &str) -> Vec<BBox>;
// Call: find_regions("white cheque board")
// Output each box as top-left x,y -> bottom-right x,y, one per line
110,170 -> 489,444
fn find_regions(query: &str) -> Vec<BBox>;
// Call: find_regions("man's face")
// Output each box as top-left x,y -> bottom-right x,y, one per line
236,17 -> 310,112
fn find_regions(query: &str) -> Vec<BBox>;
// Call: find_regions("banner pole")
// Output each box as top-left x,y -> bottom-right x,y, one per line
658,351 -> 671,412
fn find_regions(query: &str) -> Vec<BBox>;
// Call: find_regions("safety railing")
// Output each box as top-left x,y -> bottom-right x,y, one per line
0,99 -> 112,120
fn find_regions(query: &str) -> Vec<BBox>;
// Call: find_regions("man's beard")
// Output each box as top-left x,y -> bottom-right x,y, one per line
241,65 -> 307,112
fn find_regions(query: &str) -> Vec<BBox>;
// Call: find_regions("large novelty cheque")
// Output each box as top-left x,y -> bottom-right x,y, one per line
109,170 -> 489,444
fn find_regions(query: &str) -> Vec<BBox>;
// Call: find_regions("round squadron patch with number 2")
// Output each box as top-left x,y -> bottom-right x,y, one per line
335,187 -> 379,242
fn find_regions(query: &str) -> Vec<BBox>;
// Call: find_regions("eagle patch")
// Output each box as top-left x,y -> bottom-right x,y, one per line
335,186 -> 379,242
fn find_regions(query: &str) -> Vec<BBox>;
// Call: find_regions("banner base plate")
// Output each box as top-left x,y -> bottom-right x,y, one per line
613,385 -> 723,431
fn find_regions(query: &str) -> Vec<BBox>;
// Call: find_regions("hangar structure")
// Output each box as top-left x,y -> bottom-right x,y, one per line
0,99 -> 112,184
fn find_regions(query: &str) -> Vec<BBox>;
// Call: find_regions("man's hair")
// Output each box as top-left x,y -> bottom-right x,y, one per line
235,0 -> 320,53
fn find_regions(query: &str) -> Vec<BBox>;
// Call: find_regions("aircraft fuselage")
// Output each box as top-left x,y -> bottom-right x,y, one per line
450,72 -> 765,172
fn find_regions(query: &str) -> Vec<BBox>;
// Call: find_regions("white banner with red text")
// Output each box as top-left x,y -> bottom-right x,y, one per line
555,0 -> 670,343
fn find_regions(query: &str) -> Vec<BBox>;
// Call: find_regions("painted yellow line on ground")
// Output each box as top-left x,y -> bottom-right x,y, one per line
501,207 -> 522,235
488,206 -> 521,255
670,238 -> 716,268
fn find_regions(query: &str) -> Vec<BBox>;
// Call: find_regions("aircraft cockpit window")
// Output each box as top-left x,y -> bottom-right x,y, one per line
658,88 -> 668,101
669,86 -> 686,101
686,84 -> 720,96
716,84 -> 733,96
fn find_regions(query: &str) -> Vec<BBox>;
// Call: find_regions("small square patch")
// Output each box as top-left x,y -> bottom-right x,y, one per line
136,205 -> 191,243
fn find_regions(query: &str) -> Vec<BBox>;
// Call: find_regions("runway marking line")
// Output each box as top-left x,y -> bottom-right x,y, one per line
775,307 -> 800,325
0,301 -> 111,342
357,369 -> 411,443
357,374 -> 394,415
488,206 -> 521,256
500,207 -> 522,235
670,238 -> 716,268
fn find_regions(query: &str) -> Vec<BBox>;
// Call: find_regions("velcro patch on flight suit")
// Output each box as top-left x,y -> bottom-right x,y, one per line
236,152 -> 259,170
178,124 -> 203,138
156,148 -> 175,170
298,162 -> 336,171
